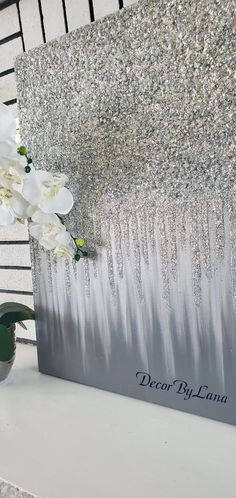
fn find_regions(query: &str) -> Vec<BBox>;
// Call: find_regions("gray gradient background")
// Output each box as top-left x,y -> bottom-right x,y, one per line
16,0 -> 236,424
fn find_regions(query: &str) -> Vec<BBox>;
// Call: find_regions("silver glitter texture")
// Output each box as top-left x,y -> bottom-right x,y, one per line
15,0 -> 235,307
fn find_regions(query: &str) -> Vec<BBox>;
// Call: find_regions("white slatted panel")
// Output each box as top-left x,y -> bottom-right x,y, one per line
0,245 -> 31,266
0,37 -> 22,73
19,0 -> 44,50
40,0 -> 66,41
16,323 -> 35,340
8,102 -> 18,117
0,269 -> 32,291
93,0 -> 119,20
15,321 -> 35,340
66,0 -> 90,31
0,222 -> 28,241
0,221 -> 34,339
0,293 -> 35,340
123,0 -> 137,6
0,3 -> 19,39
0,72 -> 16,102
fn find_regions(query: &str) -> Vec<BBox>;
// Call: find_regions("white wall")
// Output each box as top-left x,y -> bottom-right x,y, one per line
0,0 -> 137,341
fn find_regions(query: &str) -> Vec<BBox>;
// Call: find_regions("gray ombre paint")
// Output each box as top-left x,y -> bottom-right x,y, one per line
15,0 -> 236,424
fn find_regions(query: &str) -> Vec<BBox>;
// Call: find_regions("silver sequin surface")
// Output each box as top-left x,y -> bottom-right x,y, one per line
16,0 -> 236,424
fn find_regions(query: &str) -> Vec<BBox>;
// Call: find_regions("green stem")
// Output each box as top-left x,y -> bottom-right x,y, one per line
55,219 -> 87,258
56,214 -> 65,225
71,235 -> 88,257
71,235 -> 79,251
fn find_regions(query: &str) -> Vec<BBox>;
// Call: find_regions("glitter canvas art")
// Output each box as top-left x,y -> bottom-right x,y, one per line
15,0 -> 235,424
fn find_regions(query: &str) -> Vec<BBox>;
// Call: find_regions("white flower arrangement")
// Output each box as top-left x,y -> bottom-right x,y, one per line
0,103 -> 87,261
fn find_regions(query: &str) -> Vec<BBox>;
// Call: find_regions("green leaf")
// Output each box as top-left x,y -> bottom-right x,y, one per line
0,302 -> 35,327
18,321 -> 27,330
0,324 -> 15,362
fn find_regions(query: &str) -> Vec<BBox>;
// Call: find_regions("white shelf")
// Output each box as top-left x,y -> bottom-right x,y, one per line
0,344 -> 234,498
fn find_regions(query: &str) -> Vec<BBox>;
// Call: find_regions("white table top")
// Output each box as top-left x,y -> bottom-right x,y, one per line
0,344 -> 235,498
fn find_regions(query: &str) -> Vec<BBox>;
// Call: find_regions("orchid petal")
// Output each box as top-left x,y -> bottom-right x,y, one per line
55,231 -> 72,245
0,206 -> 15,226
12,193 -> 29,219
22,172 -> 42,205
27,205 -> 38,219
39,187 -> 74,215
0,104 -> 16,143
32,210 -> 61,225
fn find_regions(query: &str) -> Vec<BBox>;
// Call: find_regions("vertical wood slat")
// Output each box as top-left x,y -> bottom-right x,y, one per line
0,3 -> 19,39
40,0 -> 66,41
65,0 -> 90,31
123,0 -> 137,5
61,0 -> 68,33
92,0 -> 119,20
0,37 -> 22,73
18,0 -> 44,50
0,71 -> 16,102
16,0 -> 25,52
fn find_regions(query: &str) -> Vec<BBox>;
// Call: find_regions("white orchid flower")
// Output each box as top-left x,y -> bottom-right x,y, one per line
22,170 -> 73,215
26,205 -> 38,219
0,104 -> 30,192
0,152 -> 29,192
54,231 -> 76,258
0,187 -> 29,225
29,210 -> 67,250
29,211 -> 77,257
